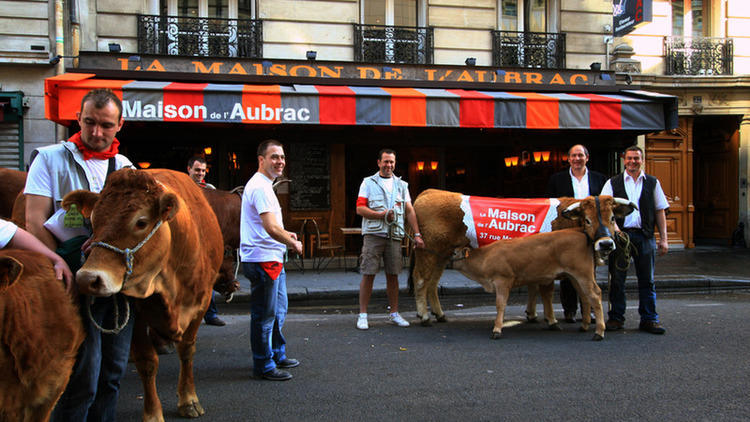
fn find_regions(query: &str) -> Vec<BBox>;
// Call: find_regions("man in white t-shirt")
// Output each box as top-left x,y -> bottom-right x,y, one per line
24,88 -> 134,421
241,139 -> 303,381
355,148 -> 424,330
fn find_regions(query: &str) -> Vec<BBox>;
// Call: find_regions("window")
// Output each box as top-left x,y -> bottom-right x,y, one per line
498,0 -> 549,32
363,0 -> 417,26
672,0 -> 706,37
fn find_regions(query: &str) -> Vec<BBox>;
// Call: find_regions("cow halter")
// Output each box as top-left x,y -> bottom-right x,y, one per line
86,219 -> 163,334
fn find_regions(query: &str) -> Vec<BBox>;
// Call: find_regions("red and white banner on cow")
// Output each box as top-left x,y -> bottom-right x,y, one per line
460,196 -> 561,248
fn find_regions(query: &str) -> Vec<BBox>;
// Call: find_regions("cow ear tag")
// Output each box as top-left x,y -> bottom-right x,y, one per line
64,204 -> 84,228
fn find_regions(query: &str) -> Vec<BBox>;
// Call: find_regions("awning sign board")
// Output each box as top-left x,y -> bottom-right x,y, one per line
45,73 -> 675,131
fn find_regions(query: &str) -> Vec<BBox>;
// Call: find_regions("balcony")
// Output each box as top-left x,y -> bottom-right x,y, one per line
491,31 -> 566,69
664,36 -> 733,76
137,14 -> 262,58
353,24 -> 433,64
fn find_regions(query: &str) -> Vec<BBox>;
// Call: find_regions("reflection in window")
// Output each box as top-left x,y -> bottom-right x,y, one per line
364,0 -> 386,25
692,0 -> 703,37
527,0 -> 546,33
364,0 -> 416,26
672,0 -> 684,36
238,0 -> 252,19
208,0 -> 228,18
394,0 -> 416,26
502,0 -> 518,31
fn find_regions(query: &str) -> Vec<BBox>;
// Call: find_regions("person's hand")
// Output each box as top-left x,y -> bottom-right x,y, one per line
384,209 -> 395,223
414,235 -> 425,249
52,256 -> 75,295
82,237 -> 94,255
291,239 -> 303,256
657,238 -> 669,256
289,232 -> 298,240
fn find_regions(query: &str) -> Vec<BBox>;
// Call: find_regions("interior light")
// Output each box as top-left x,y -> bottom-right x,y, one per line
504,157 -> 512,167
542,151 -> 550,162
430,161 -> 438,171
417,161 -> 425,171
510,156 -> 519,166
533,151 -> 542,162
204,147 -> 212,155
138,161 -> 151,169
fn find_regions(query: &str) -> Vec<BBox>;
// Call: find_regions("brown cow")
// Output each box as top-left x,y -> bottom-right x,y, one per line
0,249 -> 85,422
0,168 -> 26,220
200,186 -> 242,299
62,168 -> 223,421
412,189 -> 634,330
451,195 -> 635,340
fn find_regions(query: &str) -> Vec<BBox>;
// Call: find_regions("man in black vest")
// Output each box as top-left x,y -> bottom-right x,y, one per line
547,144 -> 607,323
601,145 -> 669,334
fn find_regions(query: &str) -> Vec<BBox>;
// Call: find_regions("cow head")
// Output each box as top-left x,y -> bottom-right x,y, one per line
64,169 -> 180,297
560,195 -> 637,260
0,255 -> 23,292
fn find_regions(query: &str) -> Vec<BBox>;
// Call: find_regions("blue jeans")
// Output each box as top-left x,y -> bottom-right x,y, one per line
608,230 -> 659,323
243,262 -> 288,376
52,294 -> 134,422
204,294 -> 218,320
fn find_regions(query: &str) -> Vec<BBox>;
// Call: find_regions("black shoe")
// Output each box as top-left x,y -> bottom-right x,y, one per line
639,321 -> 666,335
563,312 -> 577,323
204,316 -> 226,326
605,319 -> 624,331
277,358 -> 300,369
260,368 -> 293,381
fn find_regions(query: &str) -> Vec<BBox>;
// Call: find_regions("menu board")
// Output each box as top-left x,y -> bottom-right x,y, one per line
288,143 -> 330,210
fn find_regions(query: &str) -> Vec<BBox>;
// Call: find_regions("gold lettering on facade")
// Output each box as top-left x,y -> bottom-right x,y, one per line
146,60 -> 165,71
424,69 -> 437,80
384,68 -> 403,80
192,62 -> 223,73
549,73 -> 566,84
318,66 -> 343,78
525,72 -> 543,84
504,72 -> 521,83
229,63 -> 248,75
457,70 -> 474,82
570,74 -> 588,84
358,67 -> 381,79
289,65 -> 316,77
269,64 -> 288,76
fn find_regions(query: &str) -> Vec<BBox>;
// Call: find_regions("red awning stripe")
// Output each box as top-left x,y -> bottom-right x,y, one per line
44,74 -> 673,132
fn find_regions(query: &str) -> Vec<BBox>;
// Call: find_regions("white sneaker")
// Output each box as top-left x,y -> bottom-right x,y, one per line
388,312 -> 410,327
356,313 -> 369,330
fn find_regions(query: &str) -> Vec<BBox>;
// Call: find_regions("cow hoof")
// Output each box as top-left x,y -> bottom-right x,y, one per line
178,401 -> 205,418
435,315 -> 448,323
525,315 -> 539,323
490,332 -> 503,340
420,318 -> 432,327
548,323 -> 562,331
592,333 -> 604,341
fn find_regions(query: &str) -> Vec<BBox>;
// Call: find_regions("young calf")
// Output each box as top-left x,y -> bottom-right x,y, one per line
452,196 -> 635,340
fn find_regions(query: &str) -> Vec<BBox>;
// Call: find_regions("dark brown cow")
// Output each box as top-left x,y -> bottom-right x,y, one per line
200,187 -> 242,299
0,249 -> 85,422
0,168 -> 26,220
412,189 -> 635,333
62,168 -> 223,421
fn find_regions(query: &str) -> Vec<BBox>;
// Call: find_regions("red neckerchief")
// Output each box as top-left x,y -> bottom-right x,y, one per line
69,132 -> 120,160
259,262 -> 283,280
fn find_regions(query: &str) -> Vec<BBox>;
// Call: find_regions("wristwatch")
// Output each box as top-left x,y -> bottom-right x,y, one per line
414,233 -> 422,237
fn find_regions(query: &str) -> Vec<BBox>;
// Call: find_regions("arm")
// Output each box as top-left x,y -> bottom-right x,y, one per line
404,201 -> 424,248
655,208 -> 668,256
25,193 -> 57,251
259,212 -> 303,255
8,227 -> 74,293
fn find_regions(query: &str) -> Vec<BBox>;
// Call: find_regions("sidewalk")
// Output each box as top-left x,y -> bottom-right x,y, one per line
227,246 -> 750,304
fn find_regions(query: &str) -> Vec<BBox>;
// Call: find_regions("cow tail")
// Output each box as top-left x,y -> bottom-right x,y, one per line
407,249 -> 415,295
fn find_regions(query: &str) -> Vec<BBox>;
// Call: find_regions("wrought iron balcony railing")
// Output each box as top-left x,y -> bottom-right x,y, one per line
137,14 -> 262,58
664,36 -> 733,76
491,31 -> 566,69
353,24 -> 433,64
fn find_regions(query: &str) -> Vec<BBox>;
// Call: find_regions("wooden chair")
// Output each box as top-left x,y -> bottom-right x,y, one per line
312,211 -> 343,272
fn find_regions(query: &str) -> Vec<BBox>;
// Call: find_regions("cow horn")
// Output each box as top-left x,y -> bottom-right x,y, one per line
564,201 -> 581,213
614,197 -> 639,210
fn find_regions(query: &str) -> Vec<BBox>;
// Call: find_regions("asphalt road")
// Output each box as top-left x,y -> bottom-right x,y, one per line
117,291 -> 750,421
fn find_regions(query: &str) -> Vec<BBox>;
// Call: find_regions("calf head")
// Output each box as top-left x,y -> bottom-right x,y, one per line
560,195 -> 637,260
63,169 -> 180,297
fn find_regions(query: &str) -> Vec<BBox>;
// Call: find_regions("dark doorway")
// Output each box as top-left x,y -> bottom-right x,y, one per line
693,115 -> 741,245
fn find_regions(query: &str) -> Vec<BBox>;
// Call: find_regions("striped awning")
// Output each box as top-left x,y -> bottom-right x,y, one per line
45,73 -> 677,131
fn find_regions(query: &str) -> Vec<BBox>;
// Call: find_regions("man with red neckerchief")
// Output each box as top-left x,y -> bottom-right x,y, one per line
24,88 -> 134,421
240,139 -> 303,381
